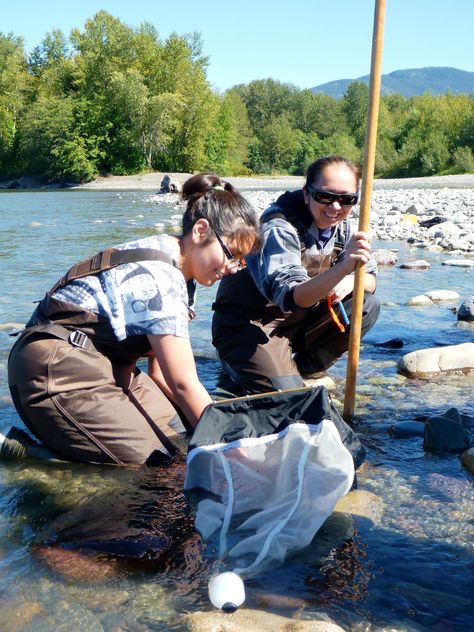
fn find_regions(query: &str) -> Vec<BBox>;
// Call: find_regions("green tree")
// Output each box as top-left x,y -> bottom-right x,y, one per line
235,79 -> 300,134
17,95 -> 100,181
292,90 -> 346,138
341,81 -> 368,147
258,114 -> 303,173
0,32 -> 31,174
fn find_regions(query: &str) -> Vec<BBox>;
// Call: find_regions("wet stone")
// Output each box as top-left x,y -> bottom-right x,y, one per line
333,489 -> 384,525
423,412 -> 473,453
399,260 -> 430,269
460,447 -> 474,474
183,609 -> 345,631
406,294 -> 433,306
457,295 -> 474,322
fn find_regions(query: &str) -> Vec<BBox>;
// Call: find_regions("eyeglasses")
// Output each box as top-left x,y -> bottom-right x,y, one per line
307,185 -> 358,207
209,223 -> 245,272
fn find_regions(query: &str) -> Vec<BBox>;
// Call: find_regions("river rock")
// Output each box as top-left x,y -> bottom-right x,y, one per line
426,220 -> 462,239
397,342 -> 474,377
373,337 -> 404,348
333,489 -> 383,524
442,259 -> 474,268
160,174 -> 181,193
303,375 -> 336,390
457,295 -> 474,321
423,408 -> 473,453
425,290 -> 461,302
372,249 -> 398,265
406,295 -> 433,306
399,260 -> 430,269
184,609 -> 345,631
460,447 -> 474,474
418,215 -> 447,228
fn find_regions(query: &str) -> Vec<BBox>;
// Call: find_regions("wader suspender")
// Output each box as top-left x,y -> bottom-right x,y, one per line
49,247 -> 175,294
263,208 -> 348,263
37,247 -> 181,459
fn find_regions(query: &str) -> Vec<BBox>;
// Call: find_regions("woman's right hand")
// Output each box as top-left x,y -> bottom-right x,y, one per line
342,231 -> 372,273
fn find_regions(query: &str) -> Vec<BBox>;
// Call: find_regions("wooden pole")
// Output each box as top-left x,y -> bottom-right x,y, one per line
343,0 -> 386,420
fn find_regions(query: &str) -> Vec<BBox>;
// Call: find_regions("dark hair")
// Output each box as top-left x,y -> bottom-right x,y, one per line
305,155 -> 362,188
181,173 -> 258,255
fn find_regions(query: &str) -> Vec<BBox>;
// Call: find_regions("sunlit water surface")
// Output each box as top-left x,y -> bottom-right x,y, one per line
0,189 -> 472,631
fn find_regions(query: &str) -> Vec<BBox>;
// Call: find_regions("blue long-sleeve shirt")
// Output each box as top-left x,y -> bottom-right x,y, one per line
245,194 -> 378,313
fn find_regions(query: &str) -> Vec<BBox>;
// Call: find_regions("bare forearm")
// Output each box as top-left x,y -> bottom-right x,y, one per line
147,334 -> 213,428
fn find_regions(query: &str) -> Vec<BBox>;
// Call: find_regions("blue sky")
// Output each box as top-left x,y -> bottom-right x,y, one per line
3,0 -> 473,92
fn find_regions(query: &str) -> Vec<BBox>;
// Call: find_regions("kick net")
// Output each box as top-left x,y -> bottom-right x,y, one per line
185,386 -> 364,577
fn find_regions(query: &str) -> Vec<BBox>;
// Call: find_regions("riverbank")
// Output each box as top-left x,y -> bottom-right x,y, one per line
74,171 -> 474,191
1,172 -> 473,191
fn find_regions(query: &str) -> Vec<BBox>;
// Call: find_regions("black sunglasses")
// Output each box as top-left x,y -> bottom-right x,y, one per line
307,185 -> 358,207
208,223 -> 244,271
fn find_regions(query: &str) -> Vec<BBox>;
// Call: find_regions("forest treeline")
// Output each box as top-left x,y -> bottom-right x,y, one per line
1,11 -> 474,183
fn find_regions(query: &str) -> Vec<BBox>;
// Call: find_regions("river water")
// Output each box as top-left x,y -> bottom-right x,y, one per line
0,188 -> 472,631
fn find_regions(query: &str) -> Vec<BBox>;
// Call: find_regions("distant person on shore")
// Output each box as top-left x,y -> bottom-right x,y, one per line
212,155 -> 380,394
8,174 -> 258,465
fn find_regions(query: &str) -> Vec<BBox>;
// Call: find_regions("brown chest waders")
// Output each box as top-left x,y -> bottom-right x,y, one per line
212,230 -> 380,394
8,247 -> 187,466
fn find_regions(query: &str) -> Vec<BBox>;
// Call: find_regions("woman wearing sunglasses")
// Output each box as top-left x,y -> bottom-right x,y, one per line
8,174 -> 258,465
212,155 -> 380,394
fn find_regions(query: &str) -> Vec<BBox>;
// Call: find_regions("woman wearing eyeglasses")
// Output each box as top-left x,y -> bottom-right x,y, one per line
8,174 -> 257,465
212,155 -> 380,394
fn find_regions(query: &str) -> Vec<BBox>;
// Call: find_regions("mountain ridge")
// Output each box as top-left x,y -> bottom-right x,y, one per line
311,66 -> 474,99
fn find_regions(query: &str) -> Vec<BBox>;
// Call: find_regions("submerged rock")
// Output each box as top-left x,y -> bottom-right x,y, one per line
389,421 -> 425,438
373,337 -> 404,349
333,489 -> 384,525
184,609 -> 344,631
35,460 -> 195,580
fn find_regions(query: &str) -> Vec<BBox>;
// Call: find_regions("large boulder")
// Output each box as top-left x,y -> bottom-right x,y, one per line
425,290 -> 461,302
397,343 -> 474,377
457,295 -> 474,322
160,174 -> 181,193
423,408 -> 473,453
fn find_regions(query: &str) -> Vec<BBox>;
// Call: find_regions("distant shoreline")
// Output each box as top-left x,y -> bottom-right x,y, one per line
73,171 -> 474,191
1,172 -> 473,192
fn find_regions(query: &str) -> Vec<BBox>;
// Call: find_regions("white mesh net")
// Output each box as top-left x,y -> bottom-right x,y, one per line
185,417 -> 354,576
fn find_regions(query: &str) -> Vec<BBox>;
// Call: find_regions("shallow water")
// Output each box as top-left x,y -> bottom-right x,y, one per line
0,189 -> 472,631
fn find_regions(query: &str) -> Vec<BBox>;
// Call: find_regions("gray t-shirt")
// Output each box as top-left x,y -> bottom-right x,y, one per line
53,234 -> 195,340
